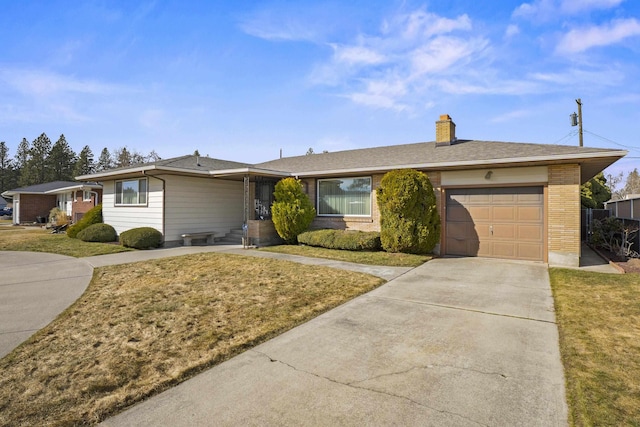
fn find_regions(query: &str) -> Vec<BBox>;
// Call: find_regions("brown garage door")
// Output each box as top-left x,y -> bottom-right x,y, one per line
445,187 -> 544,261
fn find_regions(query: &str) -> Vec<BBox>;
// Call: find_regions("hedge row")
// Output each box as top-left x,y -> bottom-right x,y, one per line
297,229 -> 381,251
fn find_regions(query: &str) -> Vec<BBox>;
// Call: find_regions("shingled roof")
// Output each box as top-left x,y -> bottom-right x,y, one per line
254,140 -> 624,176
2,181 -> 101,196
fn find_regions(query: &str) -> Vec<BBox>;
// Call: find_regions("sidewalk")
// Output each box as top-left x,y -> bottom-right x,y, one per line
86,245 -> 413,281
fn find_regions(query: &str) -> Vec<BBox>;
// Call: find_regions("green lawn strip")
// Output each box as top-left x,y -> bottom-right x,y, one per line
260,244 -> 431,267
549,268 -> 640,426
0,227 -> 132,257
0,253 -> 384,426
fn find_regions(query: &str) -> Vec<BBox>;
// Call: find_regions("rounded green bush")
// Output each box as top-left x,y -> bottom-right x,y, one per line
377,169 -> 440,254
119,227 -> 163,249
77,223 -> 117,243
67,204 -> 103,239
297,229 -> 381,251
271,177 -> 316,244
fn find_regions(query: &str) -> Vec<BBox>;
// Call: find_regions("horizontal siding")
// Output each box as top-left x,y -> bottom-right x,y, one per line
102,178 -> 164,236
164,176 -> 244,241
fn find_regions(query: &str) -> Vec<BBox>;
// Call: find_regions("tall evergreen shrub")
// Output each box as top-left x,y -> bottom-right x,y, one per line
377,169 -> 440,254
271,177 -> 316,244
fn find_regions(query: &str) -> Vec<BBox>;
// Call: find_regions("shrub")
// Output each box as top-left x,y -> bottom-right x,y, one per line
298,229 -> 381,251
271,177 -> 316,244
377,169 -> 440,254
67,204 -> 103,238
49,207 -> 69,226
77,223 -> 117,243
119,227 -> 163,249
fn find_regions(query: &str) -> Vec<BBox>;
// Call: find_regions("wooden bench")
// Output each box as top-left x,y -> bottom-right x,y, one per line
181,231 -> 218,246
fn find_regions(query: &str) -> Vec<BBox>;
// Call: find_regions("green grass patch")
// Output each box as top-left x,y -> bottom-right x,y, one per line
0,253 -> 384,426
549,268 -> 640,426
0,227 -> 132,257
260,244 -> 430,267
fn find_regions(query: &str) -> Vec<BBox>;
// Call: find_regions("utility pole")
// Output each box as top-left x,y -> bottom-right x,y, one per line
570,99 -> 583,147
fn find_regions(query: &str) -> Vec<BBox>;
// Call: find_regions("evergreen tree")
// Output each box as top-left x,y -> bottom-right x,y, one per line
581,172 -> 611,209
271,178 -> 316,244
20,133 -> 51,186
377,169 -> 440,254
47,134 -> 77,181
0,142 -> 17,193
96,148 -> 113,171
14,138 -> 30,183
73,145 -> 95,177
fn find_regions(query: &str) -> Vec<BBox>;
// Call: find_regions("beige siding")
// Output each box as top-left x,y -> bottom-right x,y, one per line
164,175 -> 244,242
102,177 -> 164,236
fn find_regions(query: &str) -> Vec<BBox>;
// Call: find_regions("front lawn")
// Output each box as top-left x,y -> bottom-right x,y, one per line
549,268 -> 640,425
0,253 -> 384,426
0,227 -> 131,257
260,244 -> 431,267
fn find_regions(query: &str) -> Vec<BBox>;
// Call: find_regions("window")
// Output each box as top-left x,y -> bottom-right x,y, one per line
317,177 -> 371,216
115,178 -> 148,206
83,190 -> 92,201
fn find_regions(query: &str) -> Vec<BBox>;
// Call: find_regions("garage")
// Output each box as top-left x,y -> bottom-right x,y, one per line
445,186 -> 544,261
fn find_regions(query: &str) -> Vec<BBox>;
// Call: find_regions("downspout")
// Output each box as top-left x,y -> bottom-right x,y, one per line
90,191 -> 100,205
143,171 -> 166,241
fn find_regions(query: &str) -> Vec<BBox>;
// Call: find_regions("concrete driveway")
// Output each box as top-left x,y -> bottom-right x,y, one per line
0,251 -> 93,359
102,257 -> 567,426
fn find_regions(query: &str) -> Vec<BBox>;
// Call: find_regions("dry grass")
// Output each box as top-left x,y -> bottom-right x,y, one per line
261,244 -> 431,267
0,227 -> 131,257
0,252 -> 384,426
549,268 -> 640,426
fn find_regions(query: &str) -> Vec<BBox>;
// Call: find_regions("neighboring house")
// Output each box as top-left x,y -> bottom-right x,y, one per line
1,181 -> 102,225
604,195 -> 640,220
78,114 -> 626,267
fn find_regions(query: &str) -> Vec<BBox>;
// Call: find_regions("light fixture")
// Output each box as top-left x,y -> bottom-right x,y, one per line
485,171 -> 493,180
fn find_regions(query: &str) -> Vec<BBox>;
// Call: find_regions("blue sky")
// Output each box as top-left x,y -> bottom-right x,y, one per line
0,0 -> 639,178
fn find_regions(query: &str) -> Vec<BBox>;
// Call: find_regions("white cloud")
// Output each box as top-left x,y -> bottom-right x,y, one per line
556,18 -> 640,53
0,68 -> 122,97
560,0 -> 623,14
410,36 -> 487,76
505,24 -> 520,38
344,78 -> 409,111
331,45 -> 387,65
512,0 -> 623,21
309,8 -> 490,111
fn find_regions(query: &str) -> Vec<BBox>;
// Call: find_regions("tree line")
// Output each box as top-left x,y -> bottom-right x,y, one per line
0,133 -> 161,195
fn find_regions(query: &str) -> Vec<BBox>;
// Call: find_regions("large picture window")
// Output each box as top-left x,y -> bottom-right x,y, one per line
115,178 -> 148,206
318,177 -> 371,216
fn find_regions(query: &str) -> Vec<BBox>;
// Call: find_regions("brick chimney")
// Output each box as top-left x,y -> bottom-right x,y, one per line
435,114 -> 456,146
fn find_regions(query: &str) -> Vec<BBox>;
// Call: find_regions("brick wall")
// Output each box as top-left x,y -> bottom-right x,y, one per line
548,164 -> 580,266
71,189 -> 102,222
19,194 -> 56,223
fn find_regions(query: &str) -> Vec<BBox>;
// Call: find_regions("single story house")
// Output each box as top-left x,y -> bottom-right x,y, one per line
1,181 -> 102,224
78,114 -> 626,267
604,194 -> 640,220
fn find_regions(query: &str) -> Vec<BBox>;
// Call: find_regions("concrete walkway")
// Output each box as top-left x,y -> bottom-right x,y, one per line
0,252 -> 93,359
101,257 -> 568,426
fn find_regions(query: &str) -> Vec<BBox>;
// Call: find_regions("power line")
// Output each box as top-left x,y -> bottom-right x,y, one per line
552,130 -> 578,145
583,129 -> 640,153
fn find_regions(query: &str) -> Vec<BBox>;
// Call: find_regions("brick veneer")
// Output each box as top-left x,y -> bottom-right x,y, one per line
71,189 -> 102,222
548,164 -> 580,266
19,194 -> 56,223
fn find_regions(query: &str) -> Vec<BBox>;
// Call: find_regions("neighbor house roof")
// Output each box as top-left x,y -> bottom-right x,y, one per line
1,181 -> 102,197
